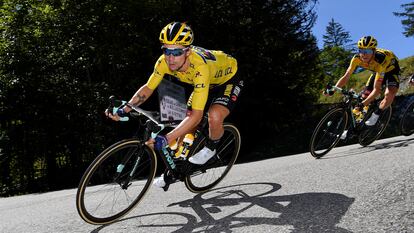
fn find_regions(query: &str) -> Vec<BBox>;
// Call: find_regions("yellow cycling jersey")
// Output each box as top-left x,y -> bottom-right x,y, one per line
146,46 -> 238,110
348,48 -> 399,82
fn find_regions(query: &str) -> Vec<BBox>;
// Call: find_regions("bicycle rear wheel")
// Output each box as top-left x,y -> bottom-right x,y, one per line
184,123 -> 241,193
358,106 -> 392,146
76,139 -> 157,225
400,101 -> 414,136
309,107 -> 348,158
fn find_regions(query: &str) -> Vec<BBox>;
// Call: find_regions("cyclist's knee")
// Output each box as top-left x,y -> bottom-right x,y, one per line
208,107 -> 228,127
208,111 -> 224,128
208,104 -> 229,119
385,86 -> 398,99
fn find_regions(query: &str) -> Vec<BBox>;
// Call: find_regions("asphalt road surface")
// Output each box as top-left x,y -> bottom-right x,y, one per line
1,135 -> 413,233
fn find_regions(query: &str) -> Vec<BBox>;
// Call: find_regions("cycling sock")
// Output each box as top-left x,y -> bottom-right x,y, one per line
206,138 -> 221,151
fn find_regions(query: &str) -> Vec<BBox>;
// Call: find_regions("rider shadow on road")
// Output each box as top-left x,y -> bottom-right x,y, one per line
93,182 -> 355,233
323,137 -> 414,159
368,137 -> 414,150
320,138 -> 414,159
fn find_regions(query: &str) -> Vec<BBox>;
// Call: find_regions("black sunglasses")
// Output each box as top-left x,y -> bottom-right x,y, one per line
358,49 -> 374,54
161,47 -> 189,56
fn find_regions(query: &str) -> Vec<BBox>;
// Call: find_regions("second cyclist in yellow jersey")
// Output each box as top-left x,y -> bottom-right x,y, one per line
326,36 -> 400,134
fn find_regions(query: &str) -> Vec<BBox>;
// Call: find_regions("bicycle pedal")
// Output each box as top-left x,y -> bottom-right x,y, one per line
164,173 -> 177,186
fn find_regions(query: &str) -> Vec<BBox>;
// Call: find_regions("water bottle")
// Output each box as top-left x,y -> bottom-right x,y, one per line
176,134 -> 194,158
352,107 -> 363,123
362,105 -> 369,114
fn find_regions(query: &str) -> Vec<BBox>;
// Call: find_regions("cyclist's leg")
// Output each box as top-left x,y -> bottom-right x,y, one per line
209,105 -> 228,138
189,78 -> 243,165
365,73 -> 399,126
379,73 -> 399,110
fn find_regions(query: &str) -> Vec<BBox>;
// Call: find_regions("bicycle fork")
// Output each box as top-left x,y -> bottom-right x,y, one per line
115,146 -> 144,189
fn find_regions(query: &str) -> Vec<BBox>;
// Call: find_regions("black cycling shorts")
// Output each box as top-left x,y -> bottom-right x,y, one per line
364,69 -> 400,91
187,75 -> 244,113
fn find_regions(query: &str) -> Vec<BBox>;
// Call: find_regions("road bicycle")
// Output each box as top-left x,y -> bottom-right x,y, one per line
309,86 -> 392,158
399,96 -> 414,136
75,97 -> 241,225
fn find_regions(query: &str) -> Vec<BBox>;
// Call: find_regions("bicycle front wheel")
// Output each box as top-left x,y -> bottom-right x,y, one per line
309,107 -> 348,158
358,106 -> 392,146
76,139 -> 157,225
400,101 -> 414,136
184,123 -> 241,193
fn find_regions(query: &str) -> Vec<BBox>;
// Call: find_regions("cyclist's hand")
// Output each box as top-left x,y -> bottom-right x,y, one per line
105,106 -> 129,121
105,108 -> 121,121
105,108 -> 118,120
355,101 -> 365,110
154,135 -> 168,151
323,88 -> 335,96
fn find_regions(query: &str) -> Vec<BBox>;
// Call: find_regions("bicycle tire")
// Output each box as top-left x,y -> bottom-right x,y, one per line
76,139 -> 157,225
184,123 -> 241,193
400,101 -> 414,136
309,107 -> 348,158
358,106 -> 392,146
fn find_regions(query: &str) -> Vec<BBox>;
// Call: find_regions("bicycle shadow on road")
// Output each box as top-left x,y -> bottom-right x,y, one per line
321,137 -> 414,160
368,137 -> 414,150
92,182 -> 355,233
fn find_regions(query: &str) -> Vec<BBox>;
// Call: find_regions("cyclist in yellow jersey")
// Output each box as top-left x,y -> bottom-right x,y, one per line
325,36 -> 400,134
106,22 -> 243,188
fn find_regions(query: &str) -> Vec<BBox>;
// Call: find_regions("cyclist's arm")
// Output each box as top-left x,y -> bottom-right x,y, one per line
335,58 -> 358,88
124,56 -> 166,112
166,66 -> 210,143
335,68 -> 352,88
107,85 -> 153,121
124,84 -> 154,112
165,109 -> 203,143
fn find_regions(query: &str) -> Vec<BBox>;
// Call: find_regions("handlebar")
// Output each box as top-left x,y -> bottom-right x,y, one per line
327,85 -> 360,99
107,96 -> 177,138
108,95 -> 159,124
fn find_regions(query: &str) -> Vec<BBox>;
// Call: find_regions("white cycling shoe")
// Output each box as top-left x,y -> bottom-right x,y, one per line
153,174 -> 166,188
365,113 -> 379,126
188,147 -> 216,165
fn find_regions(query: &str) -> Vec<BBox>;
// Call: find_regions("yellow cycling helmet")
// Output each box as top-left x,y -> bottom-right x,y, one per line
159,22 -> 194,46
357,36 -> 377,49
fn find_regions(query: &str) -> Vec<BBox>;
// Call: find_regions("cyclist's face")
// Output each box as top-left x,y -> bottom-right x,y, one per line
162,44 -> 189,71
359,49 -> 374,63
